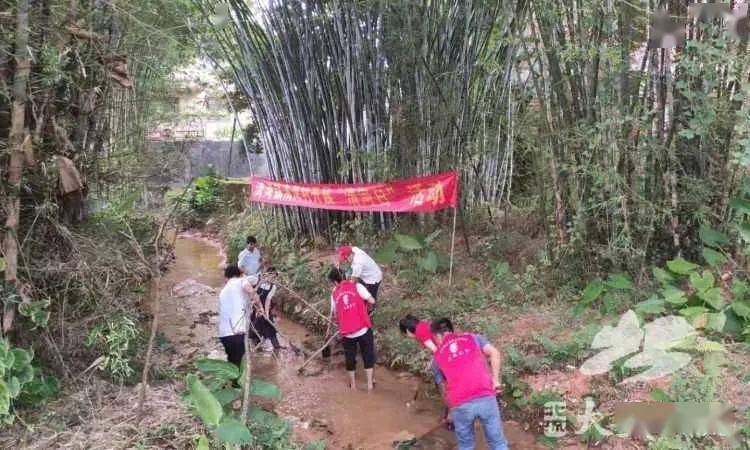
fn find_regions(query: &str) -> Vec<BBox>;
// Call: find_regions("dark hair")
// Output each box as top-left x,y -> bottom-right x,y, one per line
399,314 -> 420,334
266,266 -> 277,274
328,266 -> 344,284
430,318 -> 454,335
224,264 -> 242,279
246,236 -> 257,245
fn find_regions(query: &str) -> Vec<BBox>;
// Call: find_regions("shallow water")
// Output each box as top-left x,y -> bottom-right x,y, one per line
155,235 -> 543,449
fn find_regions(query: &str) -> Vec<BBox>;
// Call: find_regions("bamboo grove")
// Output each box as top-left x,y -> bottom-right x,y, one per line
198,0 -> 750,271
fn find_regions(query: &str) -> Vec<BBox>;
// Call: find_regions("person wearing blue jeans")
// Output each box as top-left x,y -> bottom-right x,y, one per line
431,318 -> 508,450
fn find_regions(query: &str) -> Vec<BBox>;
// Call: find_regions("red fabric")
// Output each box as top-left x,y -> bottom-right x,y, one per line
414,321 -> 434,347
434,333 -> 495,408
338,245 -> 353,262
249,172 -> 458,212
332,281 -> 372,335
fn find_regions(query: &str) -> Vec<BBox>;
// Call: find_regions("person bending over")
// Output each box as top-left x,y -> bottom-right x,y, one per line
337,245 -> 382,300
328,267 -> 376,390
399,314 -> 437,352
430,318 -> 508,450
217,264 -> 255,366
246,274 -> 281,351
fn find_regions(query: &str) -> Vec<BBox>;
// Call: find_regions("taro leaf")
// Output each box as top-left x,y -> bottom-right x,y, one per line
248,406 -> 282,427
213,388 -> 241,406
698,287 -> 725,310
417,251 -> 438,273
650,388 -> 671,402
10,348 -> 32,371
580,280 -> 605,305
424,229 -> 442,245
250,379 -> 281,400
652,267 -> 675,286
692,313 -> 708,329
195,434 -> 210,450
679,306 -> 709,320
605,273 -> 632,290
394,234 -> 423,251
702,248 -> 728,267
6,377 -> 20,398
186,374 -> 223,427
723,309 -> 744,337
732,279 -> 748,301
666,258 -> 698,275
194,358 -> 239,381
375,239 -> 399,264
621,315 -> 694,384
661,286 -> 687,305
602,293 -> 619,314
689,271 -> 714,293
635,297 -> 665,316
706,312 -> 727,332
216,416 -> 253,445
699,224 -> 729,247
731,301 -> 750,319
580,310 -> 643,376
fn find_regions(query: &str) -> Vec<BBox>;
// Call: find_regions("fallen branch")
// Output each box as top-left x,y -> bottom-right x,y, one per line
272,278 -> 333,326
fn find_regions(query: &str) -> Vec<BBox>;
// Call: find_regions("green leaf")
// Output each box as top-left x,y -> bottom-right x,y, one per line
698,287 -> 725,310
602,293 -> 619,314
738,222 -> 750,243
635,297 -> 665,316
374,240 -> 399,264
6,377 -> 20,398
661,286 -> 687,305
732,301 -> 750,318
213,388 -> 241,406
248,406 -> 281,426
699,224 -> 729,247
194,358 -> 240,381
679,306 -> 709,320
393,234 -> 423,251
702,248 -> 728,267
195,435 -> 210,450
580,280 -> 605,305
216,416 -> 253,444
10,348 -> 32,371
423,229 -> 442,245
250,379 -> 281,400
0,257 -> 5,272
186,374 -> 223,427
605,273 -> 632,290
730,197 -> 750,216
417,251 -> 438,273
0,380 -> 9,415
652,267 -> 675,286
650,388 -> 671,402
689,271 -> 715,293
678,128 -> 696,139
706,312 -> 727,332
666,258 -> 698,275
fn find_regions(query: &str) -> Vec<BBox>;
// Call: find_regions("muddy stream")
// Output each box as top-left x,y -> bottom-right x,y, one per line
156,235 -> 542,449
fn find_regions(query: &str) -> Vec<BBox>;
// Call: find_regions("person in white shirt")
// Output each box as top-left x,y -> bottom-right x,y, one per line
337,245 -> 383,300
217,264 -> 257,366
237,236 -> 263,276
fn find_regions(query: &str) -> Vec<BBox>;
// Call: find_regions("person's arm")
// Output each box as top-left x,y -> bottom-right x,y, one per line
349,255 -> 363,281
483,342 -> 502,390
424,339 -> 438,352
326,296 -> 335,338
356,284 -> 375,305
431,360 -> 449,405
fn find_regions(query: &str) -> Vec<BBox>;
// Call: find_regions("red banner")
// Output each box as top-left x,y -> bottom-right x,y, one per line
249,172 -> 458,212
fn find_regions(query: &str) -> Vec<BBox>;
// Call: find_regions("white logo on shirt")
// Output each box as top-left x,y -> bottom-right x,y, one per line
449,342 -> 459,355
343,295 -> 350,306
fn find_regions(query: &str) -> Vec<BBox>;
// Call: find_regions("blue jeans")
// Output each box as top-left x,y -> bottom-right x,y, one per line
451,396 -> 508,450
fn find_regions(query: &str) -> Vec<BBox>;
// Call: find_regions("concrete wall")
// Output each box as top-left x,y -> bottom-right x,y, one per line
187,139 -> 269,180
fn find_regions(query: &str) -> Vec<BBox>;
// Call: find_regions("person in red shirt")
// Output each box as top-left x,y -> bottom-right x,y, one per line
327,267 -> 376,390
399,314 -> 437,352
431,318 -> 507,450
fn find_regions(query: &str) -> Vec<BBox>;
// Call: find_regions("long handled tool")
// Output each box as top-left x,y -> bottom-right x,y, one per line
297,331 -> 340,374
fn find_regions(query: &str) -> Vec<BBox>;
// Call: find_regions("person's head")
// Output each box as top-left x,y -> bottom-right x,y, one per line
430,318 -> 454,345
264,266 -> 278,283
337,245 -> 353,264
246,274 -> 259,289
328,266 -> 345,286
399,314 -> 420,337
246,236 -> 257,250
224,264 -> 242,279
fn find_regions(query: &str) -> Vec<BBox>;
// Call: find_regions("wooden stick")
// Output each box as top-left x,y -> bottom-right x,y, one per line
448,207 -> 458,286
297,331 -> 339,373
273,278 -> 334,326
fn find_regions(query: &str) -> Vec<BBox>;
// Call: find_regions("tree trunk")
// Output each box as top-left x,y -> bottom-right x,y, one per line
3,0 -> 31,335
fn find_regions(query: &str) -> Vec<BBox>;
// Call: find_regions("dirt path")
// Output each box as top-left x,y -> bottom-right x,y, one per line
157,235 -> 543,449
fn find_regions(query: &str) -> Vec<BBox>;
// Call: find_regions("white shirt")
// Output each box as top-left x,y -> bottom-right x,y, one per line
350,247 -> 382,284
330,283 -> 373,338
218,277 -> 252,337
238,248 -> 262,275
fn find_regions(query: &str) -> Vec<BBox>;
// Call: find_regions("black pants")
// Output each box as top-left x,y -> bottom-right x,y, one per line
342,328 -> 375,371
361,280 -> 380,300
220,333 -> 246,366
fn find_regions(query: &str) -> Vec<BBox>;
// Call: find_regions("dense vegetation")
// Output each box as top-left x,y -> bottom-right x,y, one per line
3,0 -> 750,448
